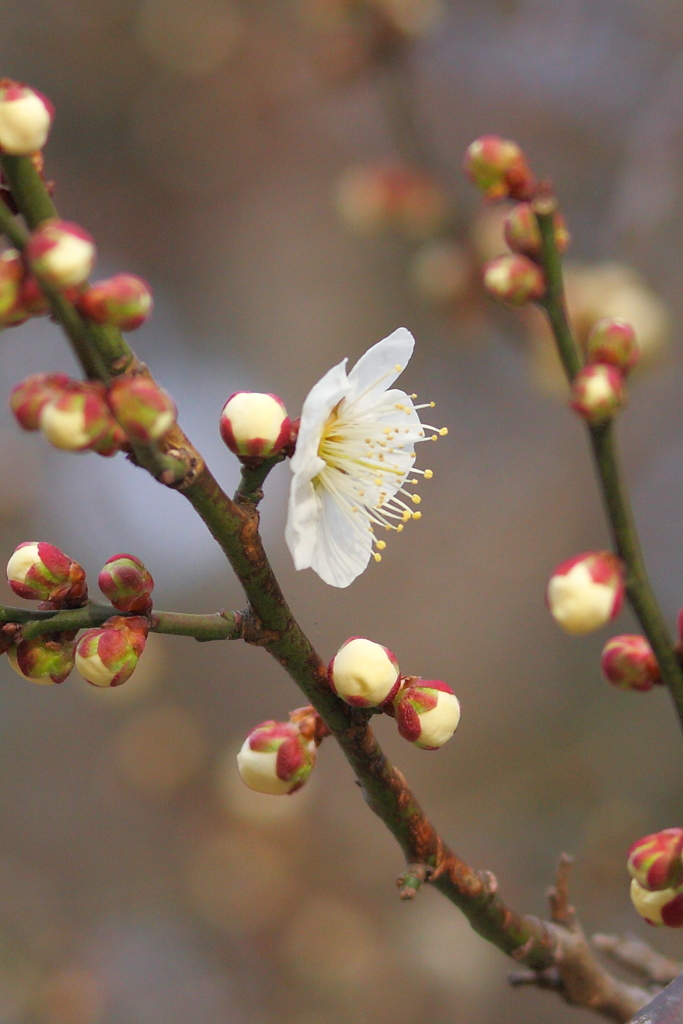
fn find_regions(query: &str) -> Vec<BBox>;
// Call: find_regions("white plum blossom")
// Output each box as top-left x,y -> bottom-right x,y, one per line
285,328 -> 445,587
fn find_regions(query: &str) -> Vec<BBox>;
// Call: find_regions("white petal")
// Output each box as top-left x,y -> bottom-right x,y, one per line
285,471 -> 322,570
346,328 -> 415,405
309,489 -> 372,587
289,358 -> 349,477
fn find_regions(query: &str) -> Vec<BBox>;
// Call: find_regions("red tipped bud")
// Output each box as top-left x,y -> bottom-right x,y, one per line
628,829 -> 683,892
236,719 -> 316,795
503,202 -> 570,257
463,136 -> 535,201
38,381 -> 117,452
0,82 -> 53,155
219,392 -> 291,459
98,553 -> 154,613
584,318 -> 640,375
630,878 -> 683,927
569,364 -> 626,424
9,372 -> 71,430
75,615 -> 148,688
0,249 -> 24,323
394,679 -> 461,750
483,254 -> 545,306
7,541 -> 87,605
107,376 -> 176,443
328,637 -> 400,708
601,635 -> 660,692
547,551 -> 624,636
77,274 -> 153,331
26,219 -> 96,289
8,634 -> 75,685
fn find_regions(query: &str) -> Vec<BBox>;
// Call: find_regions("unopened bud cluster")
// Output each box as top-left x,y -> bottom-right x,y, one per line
329,637 -> 460,749
569,319 -> 640,425
4,542 -> 154,689
0,80 -> 53,155
10,372 -> 176,454
601,634 -> 661,692
237,718 -> 317,796
628,828 -> 683,927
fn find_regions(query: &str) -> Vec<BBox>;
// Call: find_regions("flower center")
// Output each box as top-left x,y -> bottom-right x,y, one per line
314,393 -> 445,561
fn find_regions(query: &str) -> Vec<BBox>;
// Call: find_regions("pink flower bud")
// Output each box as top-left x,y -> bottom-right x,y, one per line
77,274 -> 153,331
219,392 -> 291,459
38,381 -> 116,452
483,254 -> 545,306
569,364 -> 626,424
463,136 -> 535,201
584,318 -> 640,375
107,377 -> 176,443
7,635 -> 75,685
236,719 -> 316,795
335,163 -> 447,239
9,372 -> 71,430
628,829 -> 683,892
75,615 -> 148,688
26,219 -> 96,289
546,551 -> 624,636
503,202 -> 570,257
0,81 -> 53,155
601,635 -> 661,692
7,541 -> 87,604
394,679 -> 461,750
98,553 -> 154,613
328,637 -> 400,708
630,878 -> 683,927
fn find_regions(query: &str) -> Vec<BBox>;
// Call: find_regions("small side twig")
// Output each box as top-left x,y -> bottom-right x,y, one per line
592,934 -> 683,988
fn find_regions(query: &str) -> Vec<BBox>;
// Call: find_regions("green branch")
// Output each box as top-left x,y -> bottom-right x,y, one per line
1,602 -> 240,642
535,203 -> 683,731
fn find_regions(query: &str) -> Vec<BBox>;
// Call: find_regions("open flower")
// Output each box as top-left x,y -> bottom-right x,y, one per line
285,328 -> 444,587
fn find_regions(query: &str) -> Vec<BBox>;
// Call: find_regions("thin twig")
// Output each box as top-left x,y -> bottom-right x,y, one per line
592,935 -> 683,988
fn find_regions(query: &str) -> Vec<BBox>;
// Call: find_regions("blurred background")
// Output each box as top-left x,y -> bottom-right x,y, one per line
1,1 -> 683,1021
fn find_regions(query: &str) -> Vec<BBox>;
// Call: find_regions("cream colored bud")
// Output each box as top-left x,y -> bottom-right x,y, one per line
329,637 -> 400,707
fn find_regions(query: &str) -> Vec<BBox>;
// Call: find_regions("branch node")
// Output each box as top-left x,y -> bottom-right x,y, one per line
396,862 -> 434,900
547,853 -> 576,927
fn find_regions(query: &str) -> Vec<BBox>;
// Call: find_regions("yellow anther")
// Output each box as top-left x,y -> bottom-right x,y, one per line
410,393 -> 417,399
412,511 -> 422,520
376,540 -> 386,550
402,511 -> 410,522
430,401 -> 436,408
397,524 -> 404,532
411,494 -> 421,504
395,403 -> 405,410
439,427 -> 448,436
395,364 -> 402,371
373,552 -> 382,562
383,427 -> 392,435
424,469 -> 433,479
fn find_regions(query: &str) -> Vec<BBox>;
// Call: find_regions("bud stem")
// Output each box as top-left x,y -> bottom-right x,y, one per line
534,199 -> 683,730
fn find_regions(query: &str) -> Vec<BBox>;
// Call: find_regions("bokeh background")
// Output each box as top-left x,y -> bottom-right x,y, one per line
1,1 -> 683,1021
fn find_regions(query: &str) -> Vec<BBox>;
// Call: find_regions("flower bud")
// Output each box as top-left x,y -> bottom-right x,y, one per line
394,679 -> 461,750
219,392 -> 291,459
630,878 -> 683,927
9,372 -> 71,430
107,377 -> 176,443
335,163 -> 447,239
546,551 -> 624,636
26,219 -> 96,289
503,202 -> 570,257
7,541 -> 87,604
483,254 -> 545,306
236,719 -> 316,795
627,829 -> 683,892
601,635 -> 660,692
7,635 -> 75,685
569,364 -> 626,424
98,553 -> 154,613
328,637 -> 400,708
75,615 -> 148,688
463,136 -> 535,201
38,381 -> 116,452
77,274 -> 153,331
0,82 -> 53,155
584,318 -> 640,375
